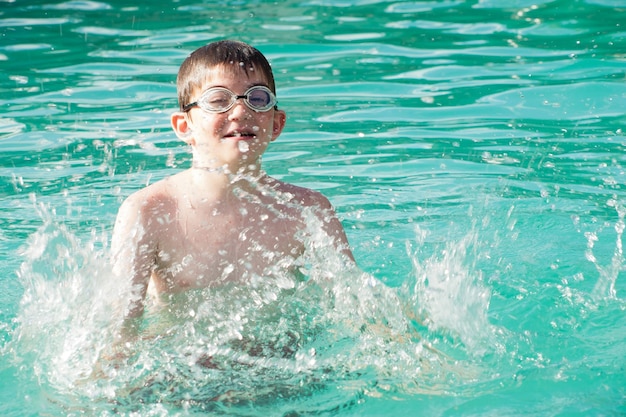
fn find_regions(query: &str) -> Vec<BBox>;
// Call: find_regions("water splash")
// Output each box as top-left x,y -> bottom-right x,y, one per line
7,195 -> 508,414
238,140 -> 250,153
586,198 -> 625,300
402,225 -> 498,357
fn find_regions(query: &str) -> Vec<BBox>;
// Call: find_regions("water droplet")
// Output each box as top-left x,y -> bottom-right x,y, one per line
238,141 -> 249,152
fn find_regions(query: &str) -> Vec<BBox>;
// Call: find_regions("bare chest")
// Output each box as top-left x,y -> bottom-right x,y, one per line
151,207 -> 305,292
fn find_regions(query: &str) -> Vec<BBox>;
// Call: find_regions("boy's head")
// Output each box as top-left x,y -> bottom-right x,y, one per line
176,40 -> 277,112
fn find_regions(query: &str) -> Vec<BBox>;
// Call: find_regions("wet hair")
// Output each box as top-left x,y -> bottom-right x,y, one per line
176,40 -> 276,111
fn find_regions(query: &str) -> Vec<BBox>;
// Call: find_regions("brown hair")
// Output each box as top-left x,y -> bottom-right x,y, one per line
176,40 -> 276,111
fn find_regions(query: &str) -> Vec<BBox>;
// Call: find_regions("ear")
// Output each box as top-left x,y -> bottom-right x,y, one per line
271,109 -> 286,142
171,111 -> 195,145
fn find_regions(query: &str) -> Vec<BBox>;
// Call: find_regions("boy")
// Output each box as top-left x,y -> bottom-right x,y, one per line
111,40 -> 355,329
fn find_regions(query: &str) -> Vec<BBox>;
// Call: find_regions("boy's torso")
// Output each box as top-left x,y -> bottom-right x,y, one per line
141,173 -> 311,293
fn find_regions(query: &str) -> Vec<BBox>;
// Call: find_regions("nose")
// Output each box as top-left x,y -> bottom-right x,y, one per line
227,97 -> 249,120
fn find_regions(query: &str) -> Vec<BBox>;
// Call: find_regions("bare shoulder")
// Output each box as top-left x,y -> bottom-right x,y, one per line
116,173 -> 185,224
269,178 -> 333,210
266,176 -> 355,262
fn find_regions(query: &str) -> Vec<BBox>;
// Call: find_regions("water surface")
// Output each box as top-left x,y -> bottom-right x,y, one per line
1,0 -> 625,415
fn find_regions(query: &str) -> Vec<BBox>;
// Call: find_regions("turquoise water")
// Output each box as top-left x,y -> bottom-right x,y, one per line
2,0 -> 626,415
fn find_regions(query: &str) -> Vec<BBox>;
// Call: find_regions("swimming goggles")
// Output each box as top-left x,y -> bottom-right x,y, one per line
183,85 -> 277,113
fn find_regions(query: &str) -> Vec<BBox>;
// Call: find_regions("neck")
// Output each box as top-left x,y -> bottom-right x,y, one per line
189,162 -> 267,191
191,162 -> 226,173
191,155 -> 263,177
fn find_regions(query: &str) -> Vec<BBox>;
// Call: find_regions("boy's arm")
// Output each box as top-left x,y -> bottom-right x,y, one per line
91,196 -> 156,375
310,192 -> 356,264
110,195 -> 155,334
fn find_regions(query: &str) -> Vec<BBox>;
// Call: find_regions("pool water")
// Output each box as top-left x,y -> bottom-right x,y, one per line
1,0 -> 625,415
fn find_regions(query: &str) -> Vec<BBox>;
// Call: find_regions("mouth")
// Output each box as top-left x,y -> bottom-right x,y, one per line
223,130 -> 256,140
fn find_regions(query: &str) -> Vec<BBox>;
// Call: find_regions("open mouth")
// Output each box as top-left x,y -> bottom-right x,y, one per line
224,131 -> 256,139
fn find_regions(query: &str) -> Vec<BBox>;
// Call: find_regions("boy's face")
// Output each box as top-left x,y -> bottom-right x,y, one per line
172,64 -> 285,173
